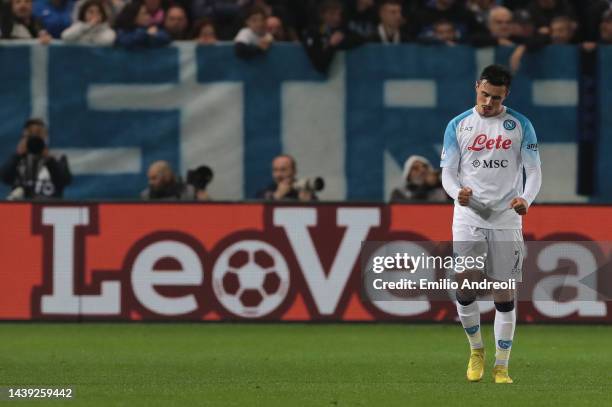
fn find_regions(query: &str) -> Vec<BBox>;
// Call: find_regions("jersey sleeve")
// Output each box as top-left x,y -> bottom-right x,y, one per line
440,119 -> 460,168
520,119 -> 541,168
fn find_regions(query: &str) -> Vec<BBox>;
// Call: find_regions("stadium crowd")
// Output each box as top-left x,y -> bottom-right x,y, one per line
0,1 -> 611,64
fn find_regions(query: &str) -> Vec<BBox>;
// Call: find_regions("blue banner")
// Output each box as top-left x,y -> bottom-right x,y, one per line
0,43 -> 601,201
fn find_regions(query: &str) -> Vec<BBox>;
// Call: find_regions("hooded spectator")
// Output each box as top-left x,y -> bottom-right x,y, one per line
61,0 -> 116,45
390,156 -> 448,202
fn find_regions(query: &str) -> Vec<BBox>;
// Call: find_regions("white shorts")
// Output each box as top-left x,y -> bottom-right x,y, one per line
452,224 -> 524,282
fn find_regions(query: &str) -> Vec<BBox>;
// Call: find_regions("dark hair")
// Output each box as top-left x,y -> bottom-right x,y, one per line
114,0 -> 143,30
192,17 -> 215,39
550,15 -> 575,26
78,0 -> 107,23
244,5 -> 267,21
23,118 -> 46,129
379,0 -> 403,9
479,64 -> 512,88
319,0 -> 343,15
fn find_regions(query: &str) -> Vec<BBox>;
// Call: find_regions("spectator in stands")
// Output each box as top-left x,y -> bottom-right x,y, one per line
414,0 -> 480,43
114,1 -> 170,49
301,0 -> 364,74
471,6 -> 517,46
193,17 -> 217,44
164,4 -> 190,40
584,0 -> 610,41
1,118 -> 72,200
33,0 -> 74,39
0,0 -> 52,42
527,0 -> 574,35
346,0 -> 377,39
234,6 -> 273,59
143,0 -> 167,27
578,9 -> 612,52
509,8 -> 535,40
389,156 -> 448,203
72,0 -> 124,25
549,15 -> 577,44
266,15 -> 295,42
466,0 -> 496,29
141,161 -> 193,200
422,19 -> 459,45
370,0 -> 412,44
191,0 -> 244,40
600,9 -> 612,44
256,155 -> 317,201
61,0 -> 116,45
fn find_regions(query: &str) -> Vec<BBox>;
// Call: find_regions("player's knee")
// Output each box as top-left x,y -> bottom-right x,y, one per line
494,300 -> 515,312
456,292 -> 476,306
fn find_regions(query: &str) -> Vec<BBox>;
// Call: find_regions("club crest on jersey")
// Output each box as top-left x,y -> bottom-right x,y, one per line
503,119 -> 516,130
467,134 -> 512,151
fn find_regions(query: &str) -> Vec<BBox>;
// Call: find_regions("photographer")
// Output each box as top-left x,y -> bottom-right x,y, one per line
256,154 -> 322,202
390,155 -> 449,203
1,118 -> 72,200
141,160 -> 193,200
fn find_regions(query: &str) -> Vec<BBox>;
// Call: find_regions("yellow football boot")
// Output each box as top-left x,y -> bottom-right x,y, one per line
466,348 -> 485,382
493,365 -> 514,384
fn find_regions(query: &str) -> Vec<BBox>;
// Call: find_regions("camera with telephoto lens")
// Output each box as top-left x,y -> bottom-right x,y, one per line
186,165 -> 214,190
293,177 -> 325,192
26,134 -> 46,155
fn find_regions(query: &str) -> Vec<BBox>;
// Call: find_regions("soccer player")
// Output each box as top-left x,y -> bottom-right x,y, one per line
440,64 -> 542,383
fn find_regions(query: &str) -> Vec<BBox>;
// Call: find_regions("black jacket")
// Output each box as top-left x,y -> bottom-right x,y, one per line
301,24 -> 364,73
1,153 -> 72,199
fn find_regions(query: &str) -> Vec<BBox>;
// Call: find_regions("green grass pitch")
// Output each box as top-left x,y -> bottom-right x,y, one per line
1,323 -> 610,406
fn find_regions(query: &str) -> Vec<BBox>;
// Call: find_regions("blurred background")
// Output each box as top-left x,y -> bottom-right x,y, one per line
0,0 -> 611,203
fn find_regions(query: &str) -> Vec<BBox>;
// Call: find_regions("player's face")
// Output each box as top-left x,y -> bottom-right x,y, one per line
475,80 -> 508,117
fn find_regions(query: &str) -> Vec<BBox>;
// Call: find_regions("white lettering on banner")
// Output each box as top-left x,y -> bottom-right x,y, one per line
273,207 -> 380,315
533,243 -> 606,317
282,54 -> 346,200
87,44 -> 244,199
40,207 -> 120,315
131,241 -> 203,316
532,80 -> 578,106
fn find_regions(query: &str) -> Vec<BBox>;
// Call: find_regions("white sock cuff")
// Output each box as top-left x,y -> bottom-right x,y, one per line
456,301 -> 479,315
